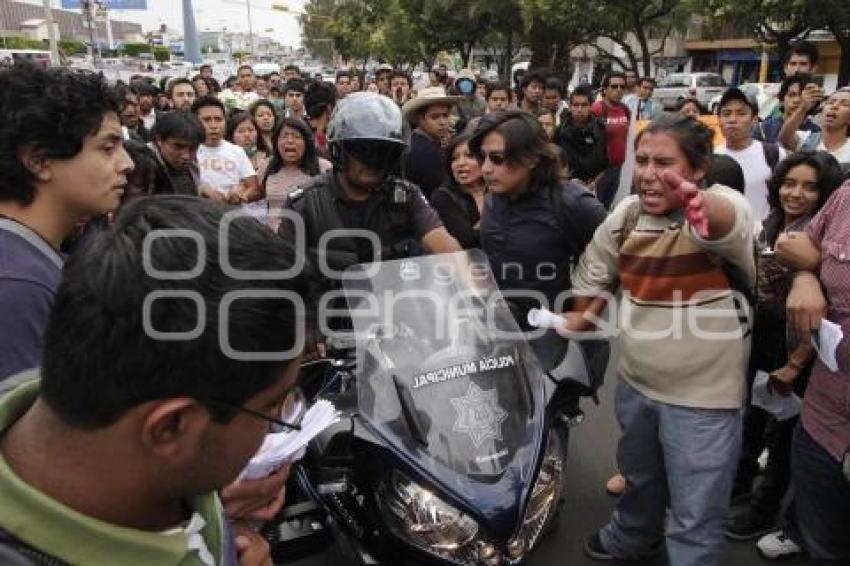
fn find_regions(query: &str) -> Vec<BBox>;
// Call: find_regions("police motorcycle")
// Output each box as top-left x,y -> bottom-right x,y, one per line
268,250 -> 609,565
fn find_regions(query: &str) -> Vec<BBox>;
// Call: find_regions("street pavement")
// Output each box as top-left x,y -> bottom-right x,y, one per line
526,362 -> 811,566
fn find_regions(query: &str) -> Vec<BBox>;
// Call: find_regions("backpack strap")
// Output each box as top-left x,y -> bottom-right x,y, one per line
548,182 -> 589,251
761,142 -> 780,172
616,199 -> 642,250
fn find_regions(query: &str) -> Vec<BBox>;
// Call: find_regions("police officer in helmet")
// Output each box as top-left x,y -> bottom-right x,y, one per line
280,92 -> 460,278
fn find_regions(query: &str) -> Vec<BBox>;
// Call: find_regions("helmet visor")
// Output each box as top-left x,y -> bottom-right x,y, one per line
342,140 -> 403,172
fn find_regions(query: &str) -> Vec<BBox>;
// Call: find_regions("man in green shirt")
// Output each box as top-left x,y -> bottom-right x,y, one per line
0,196 -> 310,565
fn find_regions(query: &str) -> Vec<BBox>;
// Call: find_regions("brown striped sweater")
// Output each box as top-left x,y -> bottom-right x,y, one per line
572,186 -> 755,409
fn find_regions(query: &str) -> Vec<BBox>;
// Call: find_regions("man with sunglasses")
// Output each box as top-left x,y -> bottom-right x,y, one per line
0,196 -> 311,565
281,92 -> 460,291
591,72 -> 632,208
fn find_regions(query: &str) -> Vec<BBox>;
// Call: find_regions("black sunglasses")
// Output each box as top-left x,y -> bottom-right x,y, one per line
202,387 -> 306,433
473,151 -> 506,166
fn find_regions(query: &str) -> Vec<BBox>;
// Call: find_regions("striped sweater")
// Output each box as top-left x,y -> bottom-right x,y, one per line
572,186 -> 755,409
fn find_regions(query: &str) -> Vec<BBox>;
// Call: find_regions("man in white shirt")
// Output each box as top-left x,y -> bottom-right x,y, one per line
716,88 -> 785,223
218,65 -> 260,112
192,96 -> 259,206
779,86 -> 850,169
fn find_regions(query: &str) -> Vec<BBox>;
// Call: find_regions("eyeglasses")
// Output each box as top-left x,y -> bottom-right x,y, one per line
202,387 -> 306,433
474,151 -> 506,166
608,84 -> 626,90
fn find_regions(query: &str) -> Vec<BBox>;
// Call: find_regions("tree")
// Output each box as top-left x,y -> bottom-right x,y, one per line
396,0 -> 494,68
58,40 -> 87,55
517,0 -> 687,77
0,36 -> 47,50
153,47 -> 171,62
301,0 -> 339,63
592,0 -> 690,76
374,0 -> 442,70
124,43 -> 152,57
518,0 -> 595,74
477,2 -> 528,81
806,0 -> 850,87
700,0 -> 811,68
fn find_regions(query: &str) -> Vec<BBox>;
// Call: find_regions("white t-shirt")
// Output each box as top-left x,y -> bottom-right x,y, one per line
716,140 -> 786,223
797,130 -> 850,165
197,141 -> 256,194
198,141 -> 265,220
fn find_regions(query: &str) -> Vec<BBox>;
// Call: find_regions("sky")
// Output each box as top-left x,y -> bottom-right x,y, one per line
31,0 -> 307,46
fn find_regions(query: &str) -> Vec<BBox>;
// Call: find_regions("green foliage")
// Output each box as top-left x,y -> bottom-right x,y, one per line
699,0 -> 809,59
804,0 -> 850,86
153,47 -> 170,62
0,36 -> 46,50
58,40 -> 87,54
302,0 -> 515,69
123,42 -> 152,57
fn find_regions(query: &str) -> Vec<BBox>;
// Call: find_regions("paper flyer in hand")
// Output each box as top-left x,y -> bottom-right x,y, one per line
527,308 -> 566,331
240,399 -> 340,480
811,319 -> 843,373
750,370 -> 801,421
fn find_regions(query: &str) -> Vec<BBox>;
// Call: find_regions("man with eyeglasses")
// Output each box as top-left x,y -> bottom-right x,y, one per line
623,77 -> 662,122
0,196 -> 311,564
591,72 -> 632,208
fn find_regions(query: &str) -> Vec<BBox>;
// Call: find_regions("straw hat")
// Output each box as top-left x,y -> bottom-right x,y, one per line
401,86 -> 463,124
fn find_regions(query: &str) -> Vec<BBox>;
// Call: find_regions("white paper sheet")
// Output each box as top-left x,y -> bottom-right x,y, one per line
240,399 -> 340,480
527,308 -> 566,331
751,370 -> 801,421
811,319 -> 843,372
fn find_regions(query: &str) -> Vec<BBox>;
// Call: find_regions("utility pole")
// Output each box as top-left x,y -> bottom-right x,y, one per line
81,0 -> 98,66
42,0 -> 60,66
246,0 -> 254,56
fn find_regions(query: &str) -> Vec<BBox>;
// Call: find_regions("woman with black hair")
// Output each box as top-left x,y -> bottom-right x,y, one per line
728,151 -> 844,550
249,99 -> 279,153
225,112 -> 271,173
676,97 -> 707,119
262,117 -> 331,232
430,133 -> 485,249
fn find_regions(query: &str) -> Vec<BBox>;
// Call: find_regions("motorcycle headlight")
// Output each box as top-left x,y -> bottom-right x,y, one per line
505,431 -> 564,561
378,471 -> 480,558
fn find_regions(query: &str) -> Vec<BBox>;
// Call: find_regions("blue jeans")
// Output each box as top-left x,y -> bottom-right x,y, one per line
599,379 -> 742,566
792,423 -> 850,565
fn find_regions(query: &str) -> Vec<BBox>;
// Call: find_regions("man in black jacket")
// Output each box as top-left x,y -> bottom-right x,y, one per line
558,85 -> 608,186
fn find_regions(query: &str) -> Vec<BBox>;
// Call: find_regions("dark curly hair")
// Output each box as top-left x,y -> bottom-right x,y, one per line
0,64 -> 121,205
766,151 -> 843,215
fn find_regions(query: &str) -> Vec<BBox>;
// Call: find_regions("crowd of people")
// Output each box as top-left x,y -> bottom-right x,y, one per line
0,35 -> 848,565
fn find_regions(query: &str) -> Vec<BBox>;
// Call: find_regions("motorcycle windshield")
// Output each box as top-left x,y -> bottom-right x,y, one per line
342,251 -> 546,494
